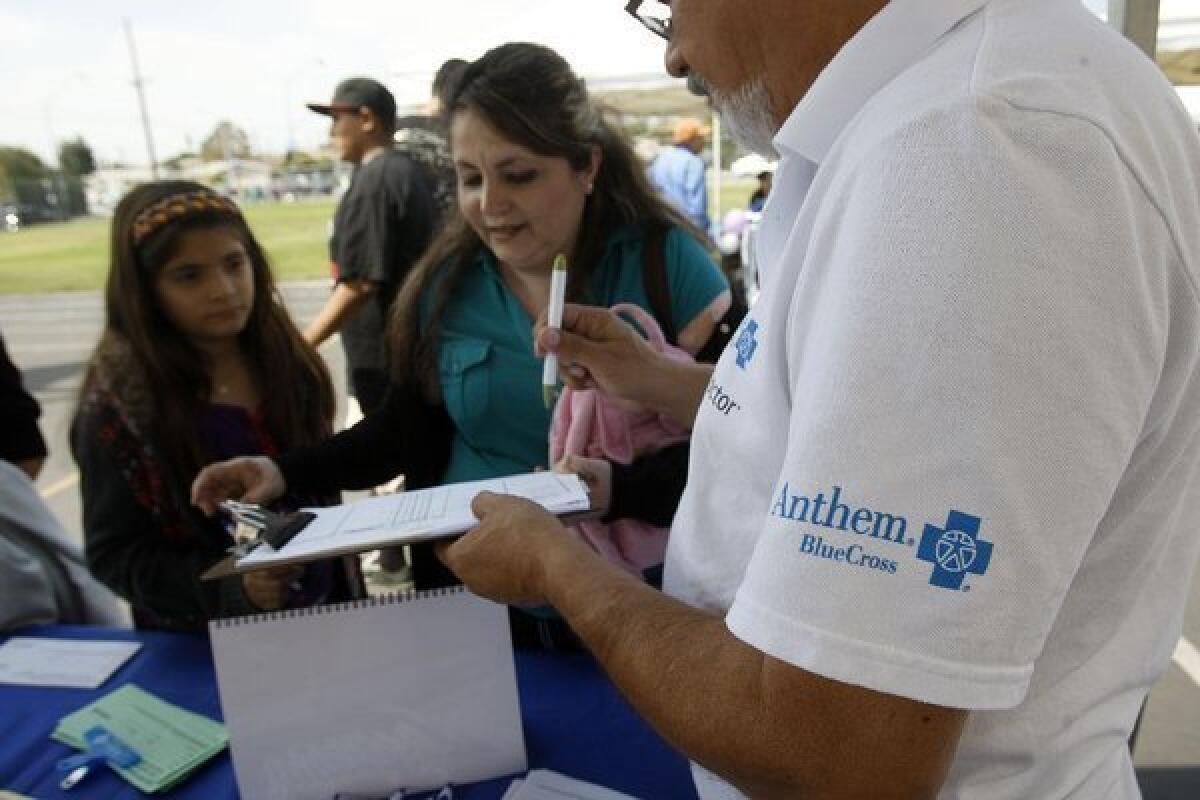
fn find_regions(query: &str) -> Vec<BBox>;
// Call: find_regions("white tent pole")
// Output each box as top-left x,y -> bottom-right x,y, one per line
711,109 -> 721,239
1108,0 -> 1161,58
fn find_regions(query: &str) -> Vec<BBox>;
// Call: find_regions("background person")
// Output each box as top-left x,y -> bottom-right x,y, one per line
746,169 -> 771,213
394,58 -> 470,220
0,337 -> 125,630
193,42 -> 731,649
302,77 -> 438,419
73,181 -> 358,631
648,117 -> 711,237
0,459 -> 127,631
436,0 -> 1200,797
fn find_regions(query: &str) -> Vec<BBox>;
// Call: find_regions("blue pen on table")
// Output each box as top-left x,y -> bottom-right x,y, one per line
542,253 -> 568,408
56,725 -> 141,790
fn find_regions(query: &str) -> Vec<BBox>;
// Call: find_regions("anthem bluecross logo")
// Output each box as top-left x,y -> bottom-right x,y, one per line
735,319 -> 759,369
916,511 -> 993,591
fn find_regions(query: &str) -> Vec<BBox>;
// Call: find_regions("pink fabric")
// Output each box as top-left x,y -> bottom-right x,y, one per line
549,303 -> 692,574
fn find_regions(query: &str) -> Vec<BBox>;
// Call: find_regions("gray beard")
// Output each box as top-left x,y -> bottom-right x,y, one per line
688,73 -> 779,159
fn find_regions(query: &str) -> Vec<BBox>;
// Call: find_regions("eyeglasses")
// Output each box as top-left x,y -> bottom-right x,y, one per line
624,0 -> 671,41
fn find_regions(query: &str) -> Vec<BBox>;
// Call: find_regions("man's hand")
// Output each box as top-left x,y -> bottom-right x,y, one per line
436,491 -> 594,606
537,303 -> 713,429
536,303 -> 662,403
191,456 -> 286,515
242,565 -> 302,611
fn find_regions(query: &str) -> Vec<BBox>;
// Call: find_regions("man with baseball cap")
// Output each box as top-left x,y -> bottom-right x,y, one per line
303,77 -> 438,420
649,116 -> 712,237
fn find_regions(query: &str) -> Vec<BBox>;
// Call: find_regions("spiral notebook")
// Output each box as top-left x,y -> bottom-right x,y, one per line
208,587 -> 527,800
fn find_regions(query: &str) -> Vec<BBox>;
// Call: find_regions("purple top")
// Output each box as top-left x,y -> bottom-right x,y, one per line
200,402 -> 335,608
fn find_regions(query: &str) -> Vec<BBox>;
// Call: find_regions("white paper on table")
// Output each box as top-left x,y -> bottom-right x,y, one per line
238,471 -> 591,569
210,587 -> 526,800
506,769 -> 643,799
0,638 -> 142,688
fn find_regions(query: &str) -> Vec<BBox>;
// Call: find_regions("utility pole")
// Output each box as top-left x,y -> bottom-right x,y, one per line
123,18 -> 159,178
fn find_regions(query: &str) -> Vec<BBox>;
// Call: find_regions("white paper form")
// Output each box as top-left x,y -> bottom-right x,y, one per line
503,769 -> 643,799
0,638 -> 142,688
238,471 -> 590,568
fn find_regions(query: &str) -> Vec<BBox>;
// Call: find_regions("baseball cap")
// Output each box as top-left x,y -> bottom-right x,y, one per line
672,117 -> 711,144
306,78 -> 397,126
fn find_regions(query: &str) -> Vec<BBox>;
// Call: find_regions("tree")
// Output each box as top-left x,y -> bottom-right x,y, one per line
0,147 -> 52,208
281,149 -> 333,170
55,137 -> 95,216
160,152 -> 196,172
57,137 -> 96,176
200,121 -> 252,162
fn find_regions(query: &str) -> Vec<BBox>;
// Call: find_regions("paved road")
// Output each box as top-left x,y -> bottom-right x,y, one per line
2,284 -> 1197,794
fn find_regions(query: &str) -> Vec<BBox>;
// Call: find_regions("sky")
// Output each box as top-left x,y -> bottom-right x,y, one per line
1,0 -> 672,166
2,0 -> 1194,168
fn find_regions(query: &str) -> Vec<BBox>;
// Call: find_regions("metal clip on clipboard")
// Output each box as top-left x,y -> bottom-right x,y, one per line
220,499 -> 316,555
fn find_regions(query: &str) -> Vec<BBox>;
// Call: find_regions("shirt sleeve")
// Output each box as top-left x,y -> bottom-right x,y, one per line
607,441 -> 691,527
664,227 -> 729,333
276,379 -> 454,495
336,156 -> 436,287
725,99 -> 1168,709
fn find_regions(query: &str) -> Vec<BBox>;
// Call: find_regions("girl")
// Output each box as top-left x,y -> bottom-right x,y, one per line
72,181 -> 358,631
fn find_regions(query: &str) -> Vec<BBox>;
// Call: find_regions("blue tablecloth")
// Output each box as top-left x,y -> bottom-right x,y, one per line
0,625 -> 699,799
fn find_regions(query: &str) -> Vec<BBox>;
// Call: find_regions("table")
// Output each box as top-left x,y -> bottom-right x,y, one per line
0,625 -> 699,799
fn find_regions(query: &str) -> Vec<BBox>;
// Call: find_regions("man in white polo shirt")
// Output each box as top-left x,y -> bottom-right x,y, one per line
439,0 -> 1200,796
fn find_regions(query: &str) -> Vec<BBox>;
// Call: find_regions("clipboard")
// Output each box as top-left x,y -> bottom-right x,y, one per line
202,471 -> 595,580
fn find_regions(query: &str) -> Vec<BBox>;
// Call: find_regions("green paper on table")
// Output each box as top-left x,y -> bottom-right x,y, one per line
51,684 -> 227,793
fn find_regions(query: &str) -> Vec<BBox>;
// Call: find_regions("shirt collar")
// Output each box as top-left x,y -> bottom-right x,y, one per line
775,0 -> 990,165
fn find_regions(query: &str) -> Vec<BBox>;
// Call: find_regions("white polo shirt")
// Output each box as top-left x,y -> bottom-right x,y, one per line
664,0 -> 1200,797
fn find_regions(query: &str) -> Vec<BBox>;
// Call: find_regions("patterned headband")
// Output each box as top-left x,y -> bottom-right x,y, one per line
131,190 -> 242,245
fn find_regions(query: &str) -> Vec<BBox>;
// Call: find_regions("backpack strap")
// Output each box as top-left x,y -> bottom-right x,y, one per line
610,303 -> 670,352
641,223 -> 676,345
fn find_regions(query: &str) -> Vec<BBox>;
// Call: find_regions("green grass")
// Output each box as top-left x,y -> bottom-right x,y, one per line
0,180 -> 760,295
0,199 -> 337,294
714,176 -> 758,226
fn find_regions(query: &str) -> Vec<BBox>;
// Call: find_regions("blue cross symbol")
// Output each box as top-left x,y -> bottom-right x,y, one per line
916,511 -> 992,590
735,319 -> 759,369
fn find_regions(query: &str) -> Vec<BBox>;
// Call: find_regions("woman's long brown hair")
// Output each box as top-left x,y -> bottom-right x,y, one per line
389,42 -> 700,401
79,180 -> 334,486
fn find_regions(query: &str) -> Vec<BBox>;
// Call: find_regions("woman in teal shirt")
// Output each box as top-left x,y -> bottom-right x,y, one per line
432,224 -> 725,484
193,43 -> 731,646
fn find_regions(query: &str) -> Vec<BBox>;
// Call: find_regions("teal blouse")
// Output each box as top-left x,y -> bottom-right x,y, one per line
427,224 -> 728,485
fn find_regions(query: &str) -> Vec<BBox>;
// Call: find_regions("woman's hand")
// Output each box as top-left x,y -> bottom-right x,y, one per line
191,456 -> 286,515
555,454 -> 612,515
242,566 -> 303,611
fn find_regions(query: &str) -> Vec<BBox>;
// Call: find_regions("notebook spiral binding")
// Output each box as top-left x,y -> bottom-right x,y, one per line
211,585 -> 466,628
